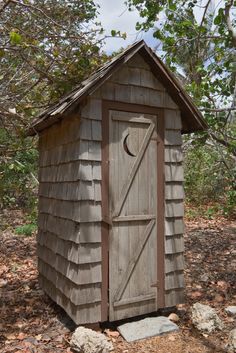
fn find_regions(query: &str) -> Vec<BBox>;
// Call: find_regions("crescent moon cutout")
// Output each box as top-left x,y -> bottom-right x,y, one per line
123,133 -> 136,157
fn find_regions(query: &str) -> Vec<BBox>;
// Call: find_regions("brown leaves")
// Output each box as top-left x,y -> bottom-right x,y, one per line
35,334 -> 42,341
0,264 -> 8,275
184,217 -> 236,309
217,280 -> 229,292
17,332 -> 27,340
190,291 -> 203,300
104,329 -> 120,344
214,294 -> 225,303
0,279 -> 7,287
0,223 -> 70,353
0,210 -> 235,353
5,333 -> 17,340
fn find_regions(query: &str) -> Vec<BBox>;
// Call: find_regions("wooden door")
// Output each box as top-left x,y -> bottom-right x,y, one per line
108,109 -> 159,321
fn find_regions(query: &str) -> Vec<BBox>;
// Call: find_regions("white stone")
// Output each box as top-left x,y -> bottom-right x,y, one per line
191,303 -> 223,333
70,327 -> 113,353
225,306 -> 236,316
226,328 -> 236,352
118,317 -> 179,342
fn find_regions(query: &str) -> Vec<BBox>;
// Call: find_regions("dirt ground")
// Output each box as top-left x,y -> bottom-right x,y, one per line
0,210 -> 235,353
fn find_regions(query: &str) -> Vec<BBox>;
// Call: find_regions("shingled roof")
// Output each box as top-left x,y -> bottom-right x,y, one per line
27,40 -> 207,135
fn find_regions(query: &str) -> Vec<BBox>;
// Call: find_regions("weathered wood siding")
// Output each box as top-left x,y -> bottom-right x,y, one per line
38,104 -> 103,324
92,53 -> 185,308
93,54 -> 177,109
164,109 -> 185,306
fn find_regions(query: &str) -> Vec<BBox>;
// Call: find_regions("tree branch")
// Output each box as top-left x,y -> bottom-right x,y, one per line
9,0 -> 66,30
0,0 -> 11,14
200,107 -> 236,112
225,0 -> 236,47
209,132 -> 236,157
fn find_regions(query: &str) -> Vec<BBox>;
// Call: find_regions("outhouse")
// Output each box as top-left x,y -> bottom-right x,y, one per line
27,40 -> 207,324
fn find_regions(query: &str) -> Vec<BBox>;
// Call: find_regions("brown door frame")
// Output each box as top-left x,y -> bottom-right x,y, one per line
101,100 -> 165,321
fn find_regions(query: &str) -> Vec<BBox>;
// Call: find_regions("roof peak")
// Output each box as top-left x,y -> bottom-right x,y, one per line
27,40 -> 207,135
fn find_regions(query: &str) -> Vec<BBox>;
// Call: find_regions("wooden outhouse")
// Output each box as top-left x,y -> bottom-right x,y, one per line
27,40 -> 207,324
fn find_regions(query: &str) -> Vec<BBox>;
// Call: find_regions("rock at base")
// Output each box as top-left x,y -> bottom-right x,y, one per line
226,328 -> 236,352
70,327 -> 113,353
118,316 -> 179,342
225,306 -> 236,316
191,303 -> 223,333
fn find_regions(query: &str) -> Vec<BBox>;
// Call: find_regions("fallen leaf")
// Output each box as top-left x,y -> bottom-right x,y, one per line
104,329 -> 120,338
215,294 -> 224,303
0,265 -> 8,275
54,335 -> 64,342
23,337 -> 38,345
226,317 -> 234,323
35,334 -> 42,341
15,321 -> 25,329
41,334 -> 51,342
190,291 -> 203,299
168,335 -> 176,341
17,332 -> 27,340
5,333 -> 17,340
217,281 -> 229,291
0,279 -> 8,287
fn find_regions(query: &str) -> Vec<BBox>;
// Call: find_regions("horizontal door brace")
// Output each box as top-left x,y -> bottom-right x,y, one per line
113,293 -> 156,307
112,215 -> 156,222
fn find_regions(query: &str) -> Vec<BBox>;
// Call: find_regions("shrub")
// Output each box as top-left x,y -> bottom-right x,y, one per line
0,129 -> 38,214
15,223 -> 37,237
184,141 -> 235,217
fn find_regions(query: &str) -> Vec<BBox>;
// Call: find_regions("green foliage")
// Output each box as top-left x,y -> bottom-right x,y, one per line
127,0 -> 236,215
9,30 -> 22,45
126,0 -> 235,144
1,0 -> 107,122
185,203 -> 222,220
0,0 -> 108,213
15,223 -> 37,237
184,144 -> 224,203
223,187 -> 236,216
0,127 -> 38,212
110,30 -> 127,39
184,142 -> 236,216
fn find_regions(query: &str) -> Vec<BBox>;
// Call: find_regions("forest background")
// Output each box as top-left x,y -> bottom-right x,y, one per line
0,0 -> 235,235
